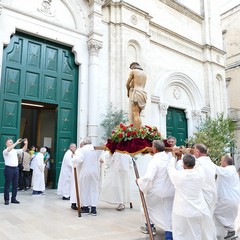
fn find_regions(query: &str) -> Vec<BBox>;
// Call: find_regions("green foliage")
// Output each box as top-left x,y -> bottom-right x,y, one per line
187,113 -> 236,164
100,104 -> 128,141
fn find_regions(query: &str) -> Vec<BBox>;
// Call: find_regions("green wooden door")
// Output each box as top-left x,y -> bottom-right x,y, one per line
0,32 -> 78,192
166,107 -> 188,146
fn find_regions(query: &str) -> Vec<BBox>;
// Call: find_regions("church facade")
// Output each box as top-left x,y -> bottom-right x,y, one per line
0,0 -> 226,190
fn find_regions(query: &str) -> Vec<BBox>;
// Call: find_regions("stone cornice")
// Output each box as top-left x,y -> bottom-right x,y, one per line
202,44 -> 226,55
103,0 -> 152,20
87,0 -> 106,6
159,0 -> 204,23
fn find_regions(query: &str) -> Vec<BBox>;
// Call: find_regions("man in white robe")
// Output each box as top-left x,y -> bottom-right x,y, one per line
168,152 -> 217,240
57,143 -> 76,200
100,152 -> 132,211
193,143 -> 217,212
70,137 -> 99,215
137,140 -> 175,239
214,155 -> 240,239
32,147 -> 46,195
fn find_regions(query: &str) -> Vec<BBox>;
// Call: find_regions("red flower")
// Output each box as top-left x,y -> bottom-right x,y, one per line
130,124 -> 134,127
119,123 -> 125,129
132,131 -> 137,135
127,132 -> 131,137
122,126 -> 127,131
118,133 -> 123,138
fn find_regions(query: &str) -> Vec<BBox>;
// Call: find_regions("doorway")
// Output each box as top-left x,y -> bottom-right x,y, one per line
20,100 -> 57,187
0,32 -> 79,192
166,107 -> 188,146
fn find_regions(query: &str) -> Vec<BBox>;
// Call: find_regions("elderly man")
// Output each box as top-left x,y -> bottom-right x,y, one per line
193,143 -> 217,212
3,138 -> 28,205
214,155 -> 240,240
57,143 -> 76,200
70,137 -> 99,215
168,152 -> 217,240
137,140 -> 174,239
126,62 -> 147,131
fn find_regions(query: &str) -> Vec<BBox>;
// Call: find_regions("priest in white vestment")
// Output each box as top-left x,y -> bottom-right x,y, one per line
137,140 -> 174,239
168,152 -> 217,240
193,143 -> 217,212
57,143 -> 76,200
214,155 -> 240,240
32,147 -> 46,195
70,137 -> 99,215
99,152 -> 132,211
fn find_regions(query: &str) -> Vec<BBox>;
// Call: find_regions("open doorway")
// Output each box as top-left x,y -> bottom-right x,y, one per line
20,100 -> 57,188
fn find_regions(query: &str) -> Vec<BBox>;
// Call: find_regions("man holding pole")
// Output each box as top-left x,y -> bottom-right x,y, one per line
136,140 -> 174,239
70,137 -> 99,216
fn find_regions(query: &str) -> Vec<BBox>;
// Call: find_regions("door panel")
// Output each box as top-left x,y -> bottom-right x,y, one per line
0,32 -> 78,192
166,107 -> 188,146
25,72 -> 40,98
5,68 -> 21,95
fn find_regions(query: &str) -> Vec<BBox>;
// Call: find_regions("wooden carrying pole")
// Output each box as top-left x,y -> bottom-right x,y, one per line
132,158 -> 154,240
74,167 -> 81,217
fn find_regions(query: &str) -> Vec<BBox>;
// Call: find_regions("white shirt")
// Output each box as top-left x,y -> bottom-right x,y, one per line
3,148 -> 22,167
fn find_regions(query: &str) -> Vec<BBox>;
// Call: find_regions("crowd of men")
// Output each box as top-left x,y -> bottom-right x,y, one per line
2,135 -> 240,240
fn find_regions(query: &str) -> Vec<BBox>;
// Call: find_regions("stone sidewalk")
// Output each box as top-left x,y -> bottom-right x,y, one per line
0,189 -> 165,240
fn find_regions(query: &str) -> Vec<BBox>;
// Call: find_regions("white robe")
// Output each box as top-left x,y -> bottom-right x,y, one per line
57,149 -> 73,197
70,144 -> 99,206
100,152 -> 132,204
168,158 -> 217,240
137,151 -> 175,231
214,165 -> 240,238
32,153 -> 45,191
197,156 -> 217,211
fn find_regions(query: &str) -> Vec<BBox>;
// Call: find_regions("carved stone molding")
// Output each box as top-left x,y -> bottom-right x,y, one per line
38,0 -> 55,17
87,39 -> 103,56
191,110 -> 201,120
87,0 -> 106,6
159,103 -> 169,116
173,86 -> 182,100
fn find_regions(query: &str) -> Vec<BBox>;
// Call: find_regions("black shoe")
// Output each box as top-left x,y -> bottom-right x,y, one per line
4,200 -> 9,205
224,231 -> 235,239
62,196 -> 70,200
11,199 -> 20,204
81,206 -> 90,214
71,203 -> 78,210
90,206 -> 97,216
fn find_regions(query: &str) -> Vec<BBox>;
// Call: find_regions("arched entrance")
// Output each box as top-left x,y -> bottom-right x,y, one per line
0,32 -> 79,192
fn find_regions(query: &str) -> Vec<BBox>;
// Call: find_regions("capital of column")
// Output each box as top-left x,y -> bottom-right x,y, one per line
87,39 -> 103,57
159,103 -> 169,116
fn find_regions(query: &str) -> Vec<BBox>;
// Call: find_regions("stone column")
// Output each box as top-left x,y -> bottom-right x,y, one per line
86,0 -> 104,144
87,39 -> 103,144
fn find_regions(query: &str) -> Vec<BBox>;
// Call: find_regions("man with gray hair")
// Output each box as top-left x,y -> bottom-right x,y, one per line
70,136 -> 99,215
32,147 -> 46,195
193,143 -> 217,212
214,155 -> 240,239
136,140 -> 174,239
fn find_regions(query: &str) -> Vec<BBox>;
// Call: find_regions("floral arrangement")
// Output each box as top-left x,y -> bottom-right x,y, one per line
110,123 -> 161,143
